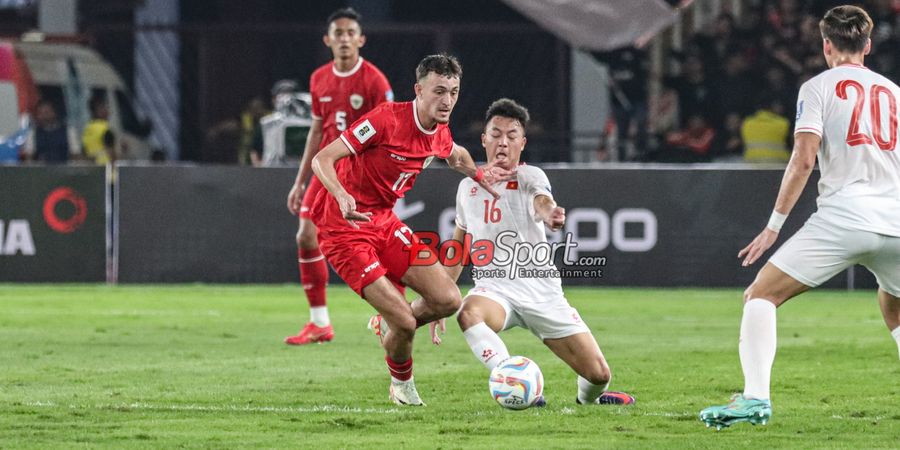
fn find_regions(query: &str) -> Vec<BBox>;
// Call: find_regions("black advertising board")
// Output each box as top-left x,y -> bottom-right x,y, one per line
0,166 -> 107,282
115,165 -> 871,289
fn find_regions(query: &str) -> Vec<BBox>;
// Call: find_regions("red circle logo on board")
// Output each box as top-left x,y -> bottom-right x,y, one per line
43,187 -> 88,234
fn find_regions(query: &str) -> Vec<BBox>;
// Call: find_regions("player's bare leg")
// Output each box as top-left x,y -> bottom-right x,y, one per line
543,333 -> 632,405
401,263 -> 462,327
701,263 -> 810,427
877,289 -> 900,359
284,218 -> 332,345
457,296 -> 509,369
361,276 -> 424,406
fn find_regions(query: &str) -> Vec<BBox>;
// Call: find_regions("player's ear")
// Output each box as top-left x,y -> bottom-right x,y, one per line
521,136 -> 527,150
414,82 -> 422,98
864,38 -> 871,55
358,34 -> 366,48
481,133 -> 487,149
322,34 -> 330,48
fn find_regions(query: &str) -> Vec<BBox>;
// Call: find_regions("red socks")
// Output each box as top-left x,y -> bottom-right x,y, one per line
385,356 -> 413,381
298,248 -> 328,308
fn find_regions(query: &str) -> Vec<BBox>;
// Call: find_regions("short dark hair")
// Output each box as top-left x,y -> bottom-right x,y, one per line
415,54 -> 462,81
327,7 -> 361,27
819,5 -> 873,53
89,93 -> 107,115
485,98 -> 530,133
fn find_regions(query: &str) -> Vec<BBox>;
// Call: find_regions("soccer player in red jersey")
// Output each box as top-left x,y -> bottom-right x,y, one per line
285,8 -> 393,346
310,54 -> 515,405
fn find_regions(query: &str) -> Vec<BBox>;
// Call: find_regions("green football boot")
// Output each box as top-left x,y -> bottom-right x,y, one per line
699,394 -> 772,430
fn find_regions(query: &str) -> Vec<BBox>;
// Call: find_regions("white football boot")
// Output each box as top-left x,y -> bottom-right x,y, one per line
389,377 -> 425,406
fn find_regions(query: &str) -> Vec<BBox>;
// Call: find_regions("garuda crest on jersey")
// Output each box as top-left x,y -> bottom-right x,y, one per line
350,94 -> 364,110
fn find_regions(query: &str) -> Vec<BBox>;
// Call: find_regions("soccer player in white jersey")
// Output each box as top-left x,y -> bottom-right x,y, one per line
700,5 -> 900,429
446,99 -> 633,405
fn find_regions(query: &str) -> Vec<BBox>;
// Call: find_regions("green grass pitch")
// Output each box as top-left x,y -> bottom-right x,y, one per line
1,285 -> 898,448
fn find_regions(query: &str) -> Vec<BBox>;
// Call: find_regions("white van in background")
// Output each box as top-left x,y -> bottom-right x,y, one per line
3,38 -> 154,160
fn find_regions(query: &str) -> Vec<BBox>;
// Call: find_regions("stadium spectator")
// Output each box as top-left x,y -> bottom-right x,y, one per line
594,45 -> 650,161
23,100 -> 81,164
652,114 -> 716,162
238,96 -> 268,165
741,95 -> 791,163
82,93 -> 117,165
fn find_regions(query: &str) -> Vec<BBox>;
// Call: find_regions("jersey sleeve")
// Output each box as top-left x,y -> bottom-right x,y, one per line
436,130 -> 454,159
339,106 -> 388,156
520,166 -> 554,222
455,180 -> 468,230
371,70 -> 393,105
310,73 -> 322,120
794,79 -> 823,137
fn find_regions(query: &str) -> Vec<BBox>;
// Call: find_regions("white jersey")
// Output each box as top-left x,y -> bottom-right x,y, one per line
455,165 -> 563,301
794,64 -> 900,237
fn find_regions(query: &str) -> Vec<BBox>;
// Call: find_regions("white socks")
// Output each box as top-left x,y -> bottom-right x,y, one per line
891,327 -> 900,360
463,322 -> 510,370
310,306 -> 330,327
740,299 -> 777,401
577,376 -> 609,404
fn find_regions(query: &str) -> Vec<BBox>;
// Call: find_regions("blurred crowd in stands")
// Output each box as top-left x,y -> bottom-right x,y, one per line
604,0 -> 900,163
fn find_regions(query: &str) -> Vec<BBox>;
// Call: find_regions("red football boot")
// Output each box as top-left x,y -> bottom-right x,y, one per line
284,322 -> 334,345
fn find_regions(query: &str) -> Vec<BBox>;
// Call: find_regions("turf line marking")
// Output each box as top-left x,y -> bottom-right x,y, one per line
21,400 -> 400,415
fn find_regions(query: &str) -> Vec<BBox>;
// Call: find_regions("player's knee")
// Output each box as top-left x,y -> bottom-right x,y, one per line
456,306 -> 483,330
390,315 -> 417,338
430,287 -> 462,317
297,224 -> 318,249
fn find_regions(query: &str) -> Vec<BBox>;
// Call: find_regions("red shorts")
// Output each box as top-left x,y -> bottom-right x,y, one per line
316,214 -> 414,297
299,176 -> 325,220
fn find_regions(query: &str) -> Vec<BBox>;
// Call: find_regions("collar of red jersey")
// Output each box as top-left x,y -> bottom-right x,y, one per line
332,57 -> 364,77
412,99 -> 438,135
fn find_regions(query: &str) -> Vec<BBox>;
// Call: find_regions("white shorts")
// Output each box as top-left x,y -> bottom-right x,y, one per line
464,286 -> 591,340
770,213 -> 900,296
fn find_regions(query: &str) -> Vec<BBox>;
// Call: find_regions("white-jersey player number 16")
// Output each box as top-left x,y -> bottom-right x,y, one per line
837,80 -> 898,151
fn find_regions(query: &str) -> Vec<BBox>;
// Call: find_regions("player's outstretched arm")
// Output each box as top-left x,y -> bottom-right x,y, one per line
311,138 -> 373,228
444,143 -> 517,199
739,132 -> 820,266
287,118 -> 324,214
534,195 -> 565,232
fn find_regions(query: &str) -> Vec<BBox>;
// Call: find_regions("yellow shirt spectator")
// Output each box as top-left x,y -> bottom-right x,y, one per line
741,110 -> 790,163
82,119 -> 112,165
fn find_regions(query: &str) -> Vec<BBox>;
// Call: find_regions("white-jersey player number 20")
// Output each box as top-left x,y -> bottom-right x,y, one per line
837,80 -> 898,151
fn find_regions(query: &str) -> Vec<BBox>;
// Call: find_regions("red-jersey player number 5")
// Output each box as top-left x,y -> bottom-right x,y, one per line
836,80 -> 898,151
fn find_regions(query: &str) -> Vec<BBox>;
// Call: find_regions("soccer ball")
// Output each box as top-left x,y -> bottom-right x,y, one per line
488,356 -> 544,410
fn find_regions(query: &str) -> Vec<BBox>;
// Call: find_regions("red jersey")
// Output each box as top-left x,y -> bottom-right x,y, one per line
310,57 -> 393,148
312,100 -> 454,229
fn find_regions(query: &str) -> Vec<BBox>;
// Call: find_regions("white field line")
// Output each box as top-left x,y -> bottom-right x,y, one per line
20,400 -> 399,415
3,309 -> 222,317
